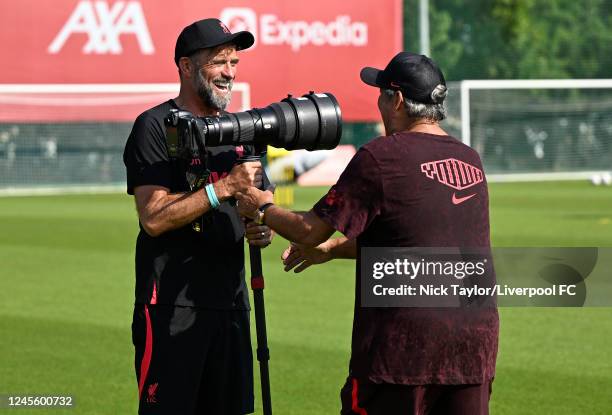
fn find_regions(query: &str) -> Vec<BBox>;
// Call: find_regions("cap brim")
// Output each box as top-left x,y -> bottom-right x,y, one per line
360,67 -> 384,88
227,31 -> 255,51
175,31 -> 256,65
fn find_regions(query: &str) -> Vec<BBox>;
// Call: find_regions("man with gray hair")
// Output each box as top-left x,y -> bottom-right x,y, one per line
236,52 -> 498,414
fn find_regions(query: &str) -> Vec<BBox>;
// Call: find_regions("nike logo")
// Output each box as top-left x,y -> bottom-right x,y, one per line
452,192 -> 477,205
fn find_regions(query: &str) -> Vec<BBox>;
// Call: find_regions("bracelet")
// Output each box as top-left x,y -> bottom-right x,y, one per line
254,203 -> 274,225
258,203 -> 274,213
205,183 -> 220,209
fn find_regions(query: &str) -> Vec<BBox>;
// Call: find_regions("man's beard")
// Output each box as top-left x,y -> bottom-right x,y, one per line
195,70 -> 233,111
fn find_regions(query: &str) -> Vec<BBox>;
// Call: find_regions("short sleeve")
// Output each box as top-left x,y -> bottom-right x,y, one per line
123,112 -> 172,194
312,148 -> 382,239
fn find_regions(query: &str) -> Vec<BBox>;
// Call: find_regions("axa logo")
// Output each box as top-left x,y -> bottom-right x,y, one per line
220,8 -> 368,52
48,1 -> 154,55
420,158 -> 484,205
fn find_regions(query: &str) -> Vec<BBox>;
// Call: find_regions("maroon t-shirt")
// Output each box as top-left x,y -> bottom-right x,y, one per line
313,132 -> 499,385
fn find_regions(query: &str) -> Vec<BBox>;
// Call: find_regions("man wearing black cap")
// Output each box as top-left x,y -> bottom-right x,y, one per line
124,18 -> 273,415
235,52 -> 499,414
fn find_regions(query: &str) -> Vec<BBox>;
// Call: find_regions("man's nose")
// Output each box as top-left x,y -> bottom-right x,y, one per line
221,62 -> 236,79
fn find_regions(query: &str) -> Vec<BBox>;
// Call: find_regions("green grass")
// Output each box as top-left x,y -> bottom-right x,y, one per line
1,182 -> 611,414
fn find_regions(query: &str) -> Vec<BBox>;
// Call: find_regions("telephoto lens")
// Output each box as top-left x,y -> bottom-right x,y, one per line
164,92 -> 342,157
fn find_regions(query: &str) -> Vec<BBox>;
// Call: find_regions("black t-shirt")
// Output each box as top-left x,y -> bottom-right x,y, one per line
123,100 -> 268,309
313,132 -> 499,385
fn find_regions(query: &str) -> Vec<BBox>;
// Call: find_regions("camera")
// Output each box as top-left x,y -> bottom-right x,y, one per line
163,91 -> 342,163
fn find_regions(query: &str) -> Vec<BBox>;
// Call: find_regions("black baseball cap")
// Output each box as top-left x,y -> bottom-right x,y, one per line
174,18 -> 255,65
360,52 -> 447,104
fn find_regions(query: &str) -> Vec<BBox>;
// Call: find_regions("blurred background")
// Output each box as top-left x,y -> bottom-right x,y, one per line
1,1 -> 611,414
1,0 -> 611,192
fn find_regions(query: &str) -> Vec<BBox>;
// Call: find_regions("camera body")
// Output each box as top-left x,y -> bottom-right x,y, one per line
164,109 -> 208,161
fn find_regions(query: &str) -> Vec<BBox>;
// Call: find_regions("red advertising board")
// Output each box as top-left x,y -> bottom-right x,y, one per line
0,0 -> 402,122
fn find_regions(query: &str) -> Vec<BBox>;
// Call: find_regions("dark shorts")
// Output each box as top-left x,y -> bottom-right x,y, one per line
340,377 -> 493,415
132,304 -> 254,415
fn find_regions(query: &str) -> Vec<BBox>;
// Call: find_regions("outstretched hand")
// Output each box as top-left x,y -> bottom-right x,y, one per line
281,242 -> 332,273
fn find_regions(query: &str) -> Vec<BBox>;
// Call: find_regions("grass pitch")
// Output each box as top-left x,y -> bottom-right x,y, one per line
1,182 -> 611,414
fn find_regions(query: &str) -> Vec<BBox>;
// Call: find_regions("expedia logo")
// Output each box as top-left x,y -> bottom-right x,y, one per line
420,158 -> 484,191
220,8 -> 368,52
220,8 -> 258,45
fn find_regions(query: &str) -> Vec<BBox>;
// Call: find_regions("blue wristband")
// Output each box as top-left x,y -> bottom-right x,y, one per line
205,184 -> 220,209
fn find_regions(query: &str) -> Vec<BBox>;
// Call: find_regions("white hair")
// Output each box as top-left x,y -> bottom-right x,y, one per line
382,84 -> 448,122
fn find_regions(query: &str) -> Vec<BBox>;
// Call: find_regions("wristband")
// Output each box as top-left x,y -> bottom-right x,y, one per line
258,203 -> 274,213
254,203 -> 274,225
205,183 -> 220,209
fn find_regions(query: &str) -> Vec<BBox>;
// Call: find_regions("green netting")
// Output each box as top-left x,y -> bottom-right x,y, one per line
0,121 -> 382,189
0,123 -> 131,188
3,85 -> 612,190
467,88 -> 612,174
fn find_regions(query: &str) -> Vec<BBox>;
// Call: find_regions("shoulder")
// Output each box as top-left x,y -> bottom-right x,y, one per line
124,101 -> 175,158
359,135 -> 389,156
128,100 -> 176,144
360,135 -> 386,152
338,146 -> 380,181
452,137 -> 484,165
133,100 -> 175,129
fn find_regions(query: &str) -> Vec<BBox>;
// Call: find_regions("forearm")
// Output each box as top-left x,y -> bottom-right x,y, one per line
138,181 -> 230,236
324,237 -> 357,259
264,207 -> 332,247
263,206 -> 312,244
235,187 -> 334,246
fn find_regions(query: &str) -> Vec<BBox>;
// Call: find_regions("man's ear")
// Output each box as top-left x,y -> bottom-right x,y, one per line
178,57 -> 193,79
393,90 -> 404,111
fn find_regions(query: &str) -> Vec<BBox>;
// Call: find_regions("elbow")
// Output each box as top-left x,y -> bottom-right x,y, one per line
141,217 -> 164,237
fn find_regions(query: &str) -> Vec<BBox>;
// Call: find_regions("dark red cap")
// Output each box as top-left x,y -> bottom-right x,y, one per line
360,52 -> 447,104
174,18 -> 254,65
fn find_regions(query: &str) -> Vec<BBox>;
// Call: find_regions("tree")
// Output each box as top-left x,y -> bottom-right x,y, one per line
404,0 -> 612,80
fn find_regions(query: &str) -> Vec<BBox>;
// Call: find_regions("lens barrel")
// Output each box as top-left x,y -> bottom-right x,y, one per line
201,92 -> 342,150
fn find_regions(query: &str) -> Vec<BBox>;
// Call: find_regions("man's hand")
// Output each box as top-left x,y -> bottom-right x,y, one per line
216,161 -> 262,199
235,187 -> 274,219
281,242 -> 333,273
245,222 -> 274,247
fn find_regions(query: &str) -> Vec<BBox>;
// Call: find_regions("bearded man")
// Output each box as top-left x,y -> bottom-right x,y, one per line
123,18 -> 273,415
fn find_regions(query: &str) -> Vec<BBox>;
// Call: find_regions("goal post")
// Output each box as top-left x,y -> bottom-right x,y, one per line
449,79 -> 612,182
